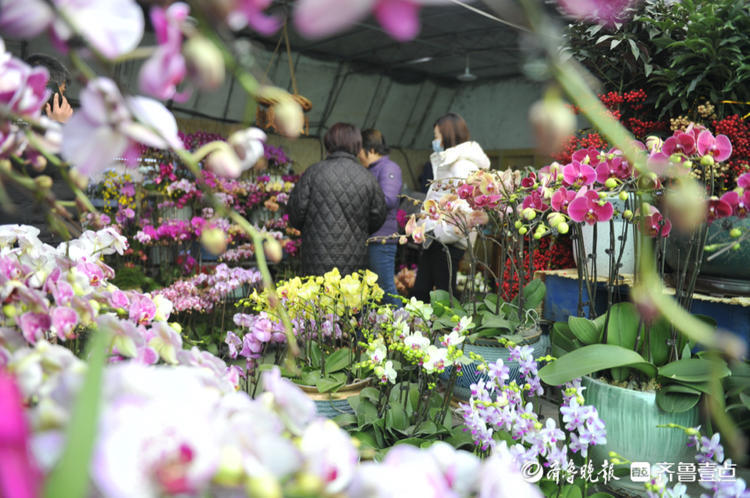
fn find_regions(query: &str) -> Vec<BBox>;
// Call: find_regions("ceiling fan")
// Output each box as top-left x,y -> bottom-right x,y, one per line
457,54 -> 478,82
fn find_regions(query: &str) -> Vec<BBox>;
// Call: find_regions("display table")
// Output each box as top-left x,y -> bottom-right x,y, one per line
535,269 -> 750,343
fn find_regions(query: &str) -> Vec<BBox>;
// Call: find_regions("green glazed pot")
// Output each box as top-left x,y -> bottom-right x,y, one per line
665,216 -> 750,295
582,376 -> 699,494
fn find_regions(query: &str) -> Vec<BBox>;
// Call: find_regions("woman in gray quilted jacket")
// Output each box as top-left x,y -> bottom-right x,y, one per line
287,123 -> 387,276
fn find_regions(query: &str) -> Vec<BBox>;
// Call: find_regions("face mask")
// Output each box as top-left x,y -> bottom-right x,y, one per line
432,139 -> 443,153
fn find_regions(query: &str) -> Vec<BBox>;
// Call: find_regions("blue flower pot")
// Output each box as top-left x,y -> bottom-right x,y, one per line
299,379 -> 370,419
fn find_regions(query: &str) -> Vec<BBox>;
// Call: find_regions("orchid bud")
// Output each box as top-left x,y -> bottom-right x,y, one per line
623,209 -> 633,220
528,89 -> 576,155
514,220 -> 523,229
214,447 -> 244,487
518,226 -> 528,235
618,191 -> 628,201
730,228 -> 742,238
523,208 -> 536,221
273,96 -> 304,138
557,222 -> 569,234
264,238 -> 283,263
645,136 -> 663,152
733,243 -> 741,251
201,228 -> 228,255
206,147 -> 242,178
604,178 -> 617,189
664,178 -> 707,233
69,169 -> 89,190
34,175 -> 53,190
683,160 -> 693,170
30,154 -> 47,171
183,36 -> 225,90
246,474 -> 282,498
548,212 -> 564,228
701,155 -> 715,167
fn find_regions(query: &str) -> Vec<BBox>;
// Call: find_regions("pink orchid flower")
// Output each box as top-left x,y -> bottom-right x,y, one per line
0,52 -> 50,118
225,0 -> 280,34
571,147 -> 602,167
640,204 -> 672,238
551,187 -> 576,213
706,198 -> 732,223
50,306 -> 78,340
568,190 -> 614,225
556,0 -> 640,25
562,161 -> 596,188
456,183 -> 476,200
294,0 -> 450,42
139,3 -> 190,101
595,155 -> 631,184
0,0 -> 143,58
522,190 -> 548,211
738,173 -> 750,189
61,78 -> 181,177
0,370 -> 40,498
720,190 -> 750,218
17,312 -> 50,344
697,131 -> 732,162
662,131 -> 696,157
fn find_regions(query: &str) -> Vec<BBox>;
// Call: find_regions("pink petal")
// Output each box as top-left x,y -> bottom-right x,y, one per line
0,0 -> 53,38
61,115 -> 129,177
696,130 -> 714,157
595,201 -> 614,222
738,173 -> 750,189
245,10 -> 282,36
567,196 -> 588,223
714,134 -> 732,162
374,0 -> 420,41
293,0 -> 374,39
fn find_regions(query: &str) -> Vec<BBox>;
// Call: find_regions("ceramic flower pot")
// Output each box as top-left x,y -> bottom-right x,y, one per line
298,378 -> 371,419
582,376 -> 699,494
448,329 -> 549,401
665,216 -> 750,296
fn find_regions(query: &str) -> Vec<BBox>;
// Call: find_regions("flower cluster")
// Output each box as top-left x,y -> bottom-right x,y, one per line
358,300 -> 475,385
645,425 -> 750,498
153,264 -> 262,313
3,353 -> 543,498
459,354 -> 606,480
0,225 -> 219,367
230,269 -> 385,372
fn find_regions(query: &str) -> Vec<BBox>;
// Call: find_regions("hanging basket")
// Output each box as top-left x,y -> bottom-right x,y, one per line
256,94 -> 312,136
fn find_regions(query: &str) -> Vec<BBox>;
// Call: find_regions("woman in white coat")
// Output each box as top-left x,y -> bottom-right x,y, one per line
411,113 -> 490,301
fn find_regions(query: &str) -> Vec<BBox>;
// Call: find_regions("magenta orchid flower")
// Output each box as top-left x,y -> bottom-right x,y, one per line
697,131 -> 732,162
720,190 -> 750,218
571,147 -> 601,167
0,370 -> 40,498
0,57 -> 50,118
562,161 -> 596,188
556,0 -> 640,25
662,131 -> 696,157
50,306 -> 78,340
707,198 -> 732,223
550,187 -> 576,213
225,0 -> 280,34
294,0 -> 451,42
737,172 -> 750,189
595,155 -> 631,184
640,204 -> 671,238
61,78 -> 182,177
139,3 -> 190,101
568,190 -> 614,225
17,312 -> 50,344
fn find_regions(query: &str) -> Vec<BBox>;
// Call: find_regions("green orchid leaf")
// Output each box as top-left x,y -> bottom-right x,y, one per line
568,316 -> 601,345
310,342 -> 322,369
316,376 -> 345,393
332,413 -> 357,427
324,348 -> 351,374
656,385 -> 701,412
658,358 -> 731,383
538,344 -> 657,386
521,279 -> 546,311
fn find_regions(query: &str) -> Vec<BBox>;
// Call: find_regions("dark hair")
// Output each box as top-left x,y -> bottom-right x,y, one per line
434,113 -> 470,149
324,122 -> 362,156
25,54 -> 70,91
361,129 -> 389,156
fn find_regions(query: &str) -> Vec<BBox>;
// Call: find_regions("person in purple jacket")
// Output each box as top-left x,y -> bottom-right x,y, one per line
359,129 -> 403,306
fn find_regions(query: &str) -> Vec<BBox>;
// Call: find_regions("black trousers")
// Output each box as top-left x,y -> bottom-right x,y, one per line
411,242 -> 465,302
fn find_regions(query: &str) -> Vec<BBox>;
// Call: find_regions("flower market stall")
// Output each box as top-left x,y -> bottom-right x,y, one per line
1,0 -> 750,498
